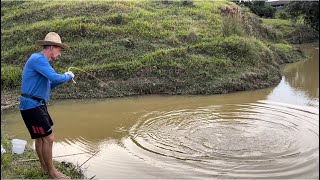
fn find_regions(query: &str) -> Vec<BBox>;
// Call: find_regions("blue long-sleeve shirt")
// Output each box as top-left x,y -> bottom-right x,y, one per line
20,52 -> 73,110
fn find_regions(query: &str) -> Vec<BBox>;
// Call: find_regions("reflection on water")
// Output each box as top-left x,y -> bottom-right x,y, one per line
267,42 -> 319,107
1,43 -> 319,179
285,42 -> 319,99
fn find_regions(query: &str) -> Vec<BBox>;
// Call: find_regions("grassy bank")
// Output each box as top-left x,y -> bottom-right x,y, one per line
261,18 -> 319,44
1,1 -> 315,178
1,132 -> 85,179
1,0 -> 308,99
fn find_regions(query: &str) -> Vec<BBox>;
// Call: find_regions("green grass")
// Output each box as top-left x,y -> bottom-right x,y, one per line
1,132 -> 85,179
261,18 -> 295,37
268,42 -> 305,64
1,0 -> 307,94
261,18 -> 318,43
1,66 -> 22,89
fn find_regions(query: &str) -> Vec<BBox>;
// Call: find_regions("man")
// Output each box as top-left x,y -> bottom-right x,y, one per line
20,32 -> 75,179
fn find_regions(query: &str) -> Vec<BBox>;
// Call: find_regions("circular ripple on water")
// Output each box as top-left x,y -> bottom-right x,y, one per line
128,100 -> 319,179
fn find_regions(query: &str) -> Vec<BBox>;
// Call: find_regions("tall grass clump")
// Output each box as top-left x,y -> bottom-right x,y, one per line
1,66 -> 22,89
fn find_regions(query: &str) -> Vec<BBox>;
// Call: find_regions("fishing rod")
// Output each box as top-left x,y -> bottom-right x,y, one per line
67,66 -> 123,96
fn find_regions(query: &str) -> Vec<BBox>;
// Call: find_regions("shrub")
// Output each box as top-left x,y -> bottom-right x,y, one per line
278,11 -> 289,19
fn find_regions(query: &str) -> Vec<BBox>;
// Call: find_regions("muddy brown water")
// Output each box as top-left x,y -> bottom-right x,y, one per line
2,43 -> 319,179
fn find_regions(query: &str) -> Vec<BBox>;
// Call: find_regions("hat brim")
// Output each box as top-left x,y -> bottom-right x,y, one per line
35,40 -> 70,49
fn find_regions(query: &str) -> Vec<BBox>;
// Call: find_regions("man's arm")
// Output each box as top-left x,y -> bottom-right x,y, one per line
33,57 -> 72,84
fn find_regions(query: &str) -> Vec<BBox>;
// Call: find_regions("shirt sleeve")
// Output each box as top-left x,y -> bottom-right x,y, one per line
32,57 -> 72,84
50,81 -> 65,89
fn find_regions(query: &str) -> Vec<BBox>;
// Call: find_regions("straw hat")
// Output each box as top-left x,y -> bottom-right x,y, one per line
35,32 -> 70,49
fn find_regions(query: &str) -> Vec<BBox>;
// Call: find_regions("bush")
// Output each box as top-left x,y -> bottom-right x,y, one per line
278,11 -> 289,19
242,1 -> 276,18
285,1 -> 319,31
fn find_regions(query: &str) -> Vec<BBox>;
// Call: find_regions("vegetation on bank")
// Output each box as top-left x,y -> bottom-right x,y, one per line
1,1 -> 317,179
1,0 -> 311,98
238,1 -> 277,18
238,1 -> 319,31
261,18 -> 319,44
285,1 -> 319,31
1,132 -> 85,179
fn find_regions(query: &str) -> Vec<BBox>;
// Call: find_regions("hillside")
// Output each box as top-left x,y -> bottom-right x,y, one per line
1,0 -> 305,101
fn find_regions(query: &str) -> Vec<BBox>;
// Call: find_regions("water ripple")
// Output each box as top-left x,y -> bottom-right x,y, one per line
62,136 -> 97,154
127,100 -> 319,179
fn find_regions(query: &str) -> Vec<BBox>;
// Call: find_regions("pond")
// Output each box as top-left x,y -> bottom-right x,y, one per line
2,42 -> 319,179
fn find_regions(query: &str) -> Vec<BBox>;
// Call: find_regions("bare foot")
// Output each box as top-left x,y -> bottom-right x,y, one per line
57,171 -> 70,179
49,170 -> 70,179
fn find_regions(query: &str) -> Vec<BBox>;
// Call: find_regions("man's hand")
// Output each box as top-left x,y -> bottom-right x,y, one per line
64,71 -> 75,78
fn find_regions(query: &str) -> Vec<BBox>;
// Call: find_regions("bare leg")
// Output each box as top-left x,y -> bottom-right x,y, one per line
42,133 -> 69,179
35,138 -> 48,172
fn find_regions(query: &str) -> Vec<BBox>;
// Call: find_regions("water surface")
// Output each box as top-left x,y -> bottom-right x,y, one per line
2,42 -> 319,179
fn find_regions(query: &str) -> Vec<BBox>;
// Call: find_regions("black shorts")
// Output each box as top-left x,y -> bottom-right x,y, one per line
20,105 -> 54,139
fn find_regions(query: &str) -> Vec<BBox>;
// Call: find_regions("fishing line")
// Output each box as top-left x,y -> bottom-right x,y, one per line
67,67 -> 106,85
67,66 -> 123,96
18,152 -> 88,162
79,150 -> 101,168
61,67 -> 139,168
